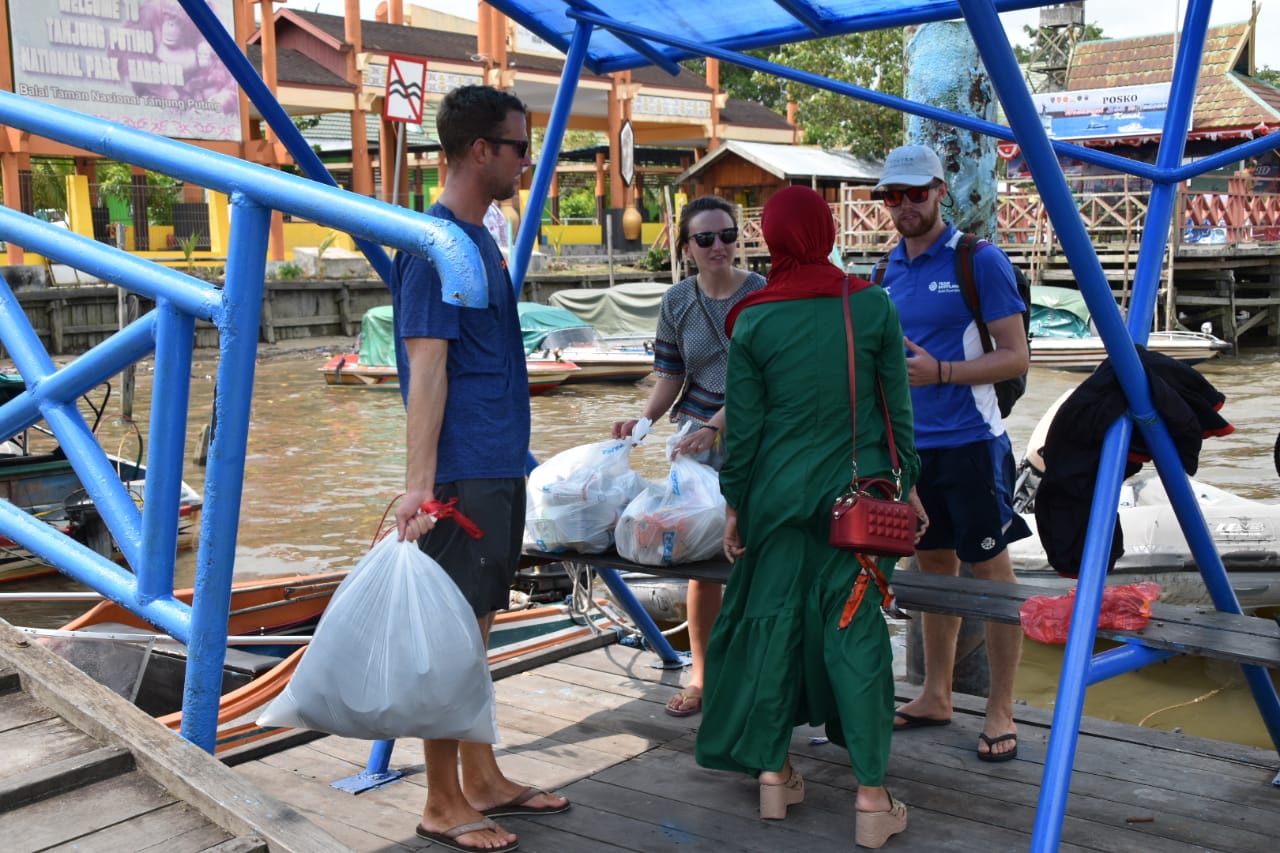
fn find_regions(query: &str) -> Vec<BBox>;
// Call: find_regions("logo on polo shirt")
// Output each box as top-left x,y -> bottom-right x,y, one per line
928,280 -> 961,294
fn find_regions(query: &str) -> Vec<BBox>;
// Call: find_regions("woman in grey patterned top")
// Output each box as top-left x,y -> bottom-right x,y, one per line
612,195 -> 765,718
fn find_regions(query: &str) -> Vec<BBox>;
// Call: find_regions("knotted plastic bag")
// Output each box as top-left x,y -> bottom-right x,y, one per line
257,534 -> 497,742
615,428 -> 726,565
1018,581 -> 1162,644
525,437 -> 646,553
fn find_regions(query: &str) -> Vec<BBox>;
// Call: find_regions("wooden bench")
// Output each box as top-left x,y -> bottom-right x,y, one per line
523,549 -> 1280,670
892,572 -> 1280,670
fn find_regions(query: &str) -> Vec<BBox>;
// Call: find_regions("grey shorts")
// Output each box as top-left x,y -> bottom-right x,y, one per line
417,478 -> 526,617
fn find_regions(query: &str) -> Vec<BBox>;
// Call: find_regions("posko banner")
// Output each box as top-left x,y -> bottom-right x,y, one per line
9,0 -> 241,142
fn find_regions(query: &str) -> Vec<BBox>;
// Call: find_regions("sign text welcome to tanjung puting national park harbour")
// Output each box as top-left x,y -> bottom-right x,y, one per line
9,0 -> 241,142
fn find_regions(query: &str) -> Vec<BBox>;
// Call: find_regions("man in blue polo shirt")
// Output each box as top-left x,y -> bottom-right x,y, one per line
874,144 -> 1031,763
392,85 -> 568,853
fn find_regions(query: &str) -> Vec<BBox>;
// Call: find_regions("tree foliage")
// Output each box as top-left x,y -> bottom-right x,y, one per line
690,34 -> 905,157
1013,22 -> 1107,64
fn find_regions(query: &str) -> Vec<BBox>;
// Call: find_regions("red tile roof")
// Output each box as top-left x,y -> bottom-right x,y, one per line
1068,21 -> 1280,132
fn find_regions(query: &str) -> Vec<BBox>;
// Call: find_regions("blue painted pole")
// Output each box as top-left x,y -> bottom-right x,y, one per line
180,196 -> 271,751
1032,420 -> 1130,850
1088,642 -> 1178,686
597,568 -> 683,666
511,21 -> 594,291
175,0 -> 393,284
137,303 -> 195,604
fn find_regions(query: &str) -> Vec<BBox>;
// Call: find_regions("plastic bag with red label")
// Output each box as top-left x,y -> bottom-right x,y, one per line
615,431 -> 726,565
1018,582 -> 1161,644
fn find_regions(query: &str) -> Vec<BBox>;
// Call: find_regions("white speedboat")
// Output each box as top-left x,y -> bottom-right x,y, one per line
519,302 -> 654,383
1030,330 -> 1232,371
1027,285 -> 1231,371
1009,390 -> 1280,610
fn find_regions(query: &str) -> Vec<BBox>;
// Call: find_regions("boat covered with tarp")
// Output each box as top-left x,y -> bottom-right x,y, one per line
1027,285 -> 1231,370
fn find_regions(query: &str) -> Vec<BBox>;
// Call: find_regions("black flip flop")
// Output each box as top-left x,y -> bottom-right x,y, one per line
977,732 -> 1018,762
893,711 -> 952,730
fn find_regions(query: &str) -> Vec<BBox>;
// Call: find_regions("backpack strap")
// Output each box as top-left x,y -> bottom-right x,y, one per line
869,253 -> 890,286
953,232 -> 994,355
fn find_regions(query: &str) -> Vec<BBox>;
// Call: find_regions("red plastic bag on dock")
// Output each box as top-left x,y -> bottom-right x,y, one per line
1019,582 -> 1161,644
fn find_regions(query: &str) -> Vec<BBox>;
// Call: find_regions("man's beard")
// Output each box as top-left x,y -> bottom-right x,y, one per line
491,177 -> 520,202
894,202 -> 939,238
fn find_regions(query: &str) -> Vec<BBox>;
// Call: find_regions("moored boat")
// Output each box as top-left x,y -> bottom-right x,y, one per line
519,301 -> 655,383
322,305 -> 582,393
318,352 -> 400,388
52,569 -> 619,754
526,358 -> 580,394
1008,388 -> 1280,609
0,376 -> 203,584
1027,285 -> 1231,371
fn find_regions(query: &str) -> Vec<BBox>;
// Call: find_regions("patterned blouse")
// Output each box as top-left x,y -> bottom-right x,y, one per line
653,272 -> 767,424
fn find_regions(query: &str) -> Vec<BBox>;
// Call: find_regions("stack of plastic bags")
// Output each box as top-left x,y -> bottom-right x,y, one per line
525,435 -> 647,553
616,426 -> 727,565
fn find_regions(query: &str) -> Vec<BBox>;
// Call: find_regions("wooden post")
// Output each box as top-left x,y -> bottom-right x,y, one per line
665,184 -> 678,284
606,217 -> 615,288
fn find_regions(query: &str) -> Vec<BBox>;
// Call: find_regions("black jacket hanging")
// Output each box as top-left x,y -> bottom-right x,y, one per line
1033,348 -> 1233,578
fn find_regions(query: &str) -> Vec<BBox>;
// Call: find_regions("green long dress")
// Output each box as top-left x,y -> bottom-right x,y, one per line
694,286 -> 919,786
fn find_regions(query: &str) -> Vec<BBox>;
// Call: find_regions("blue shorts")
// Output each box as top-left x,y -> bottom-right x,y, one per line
914,435 -> 1032,563
417,477 -> 525,617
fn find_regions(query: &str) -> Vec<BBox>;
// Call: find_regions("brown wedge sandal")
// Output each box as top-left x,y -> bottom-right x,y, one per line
758,768 -> 804,820
856,792 -> 907,848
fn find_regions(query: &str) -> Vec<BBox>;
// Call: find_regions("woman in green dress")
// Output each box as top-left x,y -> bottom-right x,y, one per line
695,186 -> 925,849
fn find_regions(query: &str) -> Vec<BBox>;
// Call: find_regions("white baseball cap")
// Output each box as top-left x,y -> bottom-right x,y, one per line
875,144 -> 945,191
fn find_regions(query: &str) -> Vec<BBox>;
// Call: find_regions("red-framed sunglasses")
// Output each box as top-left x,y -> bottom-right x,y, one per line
875,181 -> 941,207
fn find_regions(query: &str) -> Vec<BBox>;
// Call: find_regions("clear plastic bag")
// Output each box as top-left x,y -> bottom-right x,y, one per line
1018,581 -> 1162,644
615,432 -> 726,565
257,535 -> 497,742
525,438 -> 646,553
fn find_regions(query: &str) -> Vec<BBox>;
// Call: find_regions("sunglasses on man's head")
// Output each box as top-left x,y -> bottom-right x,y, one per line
691,227 -> 739,248
483,137 -> 530,158
876,181 -> 940,207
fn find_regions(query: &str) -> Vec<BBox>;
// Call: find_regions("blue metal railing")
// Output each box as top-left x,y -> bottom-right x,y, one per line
0,90 -> 486,752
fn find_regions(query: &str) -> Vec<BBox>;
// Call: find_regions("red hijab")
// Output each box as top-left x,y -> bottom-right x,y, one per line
725,185 -> 871,335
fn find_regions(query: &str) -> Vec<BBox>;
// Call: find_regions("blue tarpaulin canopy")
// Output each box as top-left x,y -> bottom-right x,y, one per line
485,0 -> 1046,73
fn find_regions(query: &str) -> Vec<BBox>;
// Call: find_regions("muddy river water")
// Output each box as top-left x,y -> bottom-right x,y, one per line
4,341 -> 1279,748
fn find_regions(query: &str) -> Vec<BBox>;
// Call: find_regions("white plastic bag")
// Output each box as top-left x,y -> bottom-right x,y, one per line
257,535 -> 497,743
615,435 -> 726,565
525,437 -> 647,553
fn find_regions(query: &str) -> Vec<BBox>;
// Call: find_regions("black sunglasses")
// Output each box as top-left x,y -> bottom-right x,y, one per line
876,181 -> 941,207
482,137 -> 530,158
691,227 -> 739,248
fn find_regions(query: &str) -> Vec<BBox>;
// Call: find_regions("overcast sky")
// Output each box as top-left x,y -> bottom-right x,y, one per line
301,1 -> 1280,70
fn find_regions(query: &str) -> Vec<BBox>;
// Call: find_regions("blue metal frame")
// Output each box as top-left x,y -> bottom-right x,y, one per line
534,3 -> 1280,850
0,91 -> 486,752
5,3 -> 1276,843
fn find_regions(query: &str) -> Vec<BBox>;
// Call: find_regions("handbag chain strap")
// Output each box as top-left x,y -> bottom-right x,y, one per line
841,277 -> 902,496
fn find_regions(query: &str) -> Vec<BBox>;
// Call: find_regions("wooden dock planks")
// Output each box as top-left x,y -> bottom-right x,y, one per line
232,644 -> 1279,852
0,622 -> 346,853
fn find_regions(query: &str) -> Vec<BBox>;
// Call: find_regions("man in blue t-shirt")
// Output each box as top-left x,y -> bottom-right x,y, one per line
874,145 -> 1031,764
391,85 -> 567,852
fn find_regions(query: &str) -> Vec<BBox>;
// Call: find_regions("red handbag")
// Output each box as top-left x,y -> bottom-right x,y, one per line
829,279 -> 917,558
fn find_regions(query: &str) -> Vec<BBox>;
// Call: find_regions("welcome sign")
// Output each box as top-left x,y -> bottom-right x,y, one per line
9,0 -> 241,142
